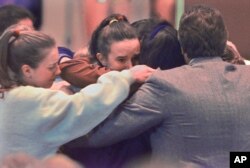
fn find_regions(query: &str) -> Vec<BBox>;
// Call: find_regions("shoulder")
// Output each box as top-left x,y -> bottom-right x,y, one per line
7,86 -> 67,103
148,66 -> 190,84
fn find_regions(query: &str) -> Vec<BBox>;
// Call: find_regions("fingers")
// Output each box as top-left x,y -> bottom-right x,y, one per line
129,65 -> 156,83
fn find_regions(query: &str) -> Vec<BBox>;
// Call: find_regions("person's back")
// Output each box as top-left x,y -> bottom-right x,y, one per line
78,5 -> 250,168
144,59 -> 250,167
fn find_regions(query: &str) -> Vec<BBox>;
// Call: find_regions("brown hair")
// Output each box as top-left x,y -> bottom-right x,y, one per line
0,24 -> 55,93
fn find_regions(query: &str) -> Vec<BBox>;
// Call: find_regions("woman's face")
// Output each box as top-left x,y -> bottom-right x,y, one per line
98,38 -> 140,71
22,46 -> 61,88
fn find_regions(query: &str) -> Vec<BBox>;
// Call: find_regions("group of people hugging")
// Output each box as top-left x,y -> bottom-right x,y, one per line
0,3 -> 250,168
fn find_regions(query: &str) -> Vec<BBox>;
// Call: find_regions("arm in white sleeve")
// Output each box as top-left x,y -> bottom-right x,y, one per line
3,69 -> 134,150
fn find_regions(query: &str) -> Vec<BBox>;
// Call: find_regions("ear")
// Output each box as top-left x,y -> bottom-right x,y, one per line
96,53 -> 107,67
21,64 -> 33,79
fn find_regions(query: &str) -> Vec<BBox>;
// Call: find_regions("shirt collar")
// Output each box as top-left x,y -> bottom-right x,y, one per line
189,57 -> 223,66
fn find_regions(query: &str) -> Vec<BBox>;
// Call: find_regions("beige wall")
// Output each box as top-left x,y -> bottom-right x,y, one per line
41,0 -> 250,59
40,0 -> 149,51
41,0 -> 86,51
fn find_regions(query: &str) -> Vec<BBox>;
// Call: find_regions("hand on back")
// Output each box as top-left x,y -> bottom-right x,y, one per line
129,65 -> 155,83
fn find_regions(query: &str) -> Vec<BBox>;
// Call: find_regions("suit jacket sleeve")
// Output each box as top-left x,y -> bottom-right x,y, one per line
59,57 -> 110,88
79,77 -> 165,148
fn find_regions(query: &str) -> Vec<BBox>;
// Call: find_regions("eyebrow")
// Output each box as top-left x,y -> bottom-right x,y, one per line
48,62 -> 58,67
116,55 -> 127,58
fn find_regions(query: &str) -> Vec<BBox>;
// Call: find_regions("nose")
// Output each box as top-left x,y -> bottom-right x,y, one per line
55,64 -> 61,76
126,60 -> 133,69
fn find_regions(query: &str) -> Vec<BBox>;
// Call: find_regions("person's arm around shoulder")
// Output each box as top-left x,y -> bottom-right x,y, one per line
9,65 -> 155,147
59,56 -> 111,88
66,68 -> 164,148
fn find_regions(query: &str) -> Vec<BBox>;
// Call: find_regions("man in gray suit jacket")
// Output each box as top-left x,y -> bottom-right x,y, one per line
72,5 -> 250,168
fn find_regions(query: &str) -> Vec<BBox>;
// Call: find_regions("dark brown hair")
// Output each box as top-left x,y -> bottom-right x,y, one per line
179,5 -> 227,59
89,13 -> 138,66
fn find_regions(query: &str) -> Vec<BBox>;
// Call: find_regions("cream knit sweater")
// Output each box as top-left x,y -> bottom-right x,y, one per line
0,70 -> 133,160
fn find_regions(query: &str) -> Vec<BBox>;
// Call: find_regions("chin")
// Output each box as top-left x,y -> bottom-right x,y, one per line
44,82 -> 54,88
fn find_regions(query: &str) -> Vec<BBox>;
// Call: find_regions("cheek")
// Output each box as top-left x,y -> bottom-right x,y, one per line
112,63 -> 128,71
47,70 -> 57,80
30,76 -> 51,88
107,58 -> 127,71
41,77 -> 55,88
39,71 -> 56,87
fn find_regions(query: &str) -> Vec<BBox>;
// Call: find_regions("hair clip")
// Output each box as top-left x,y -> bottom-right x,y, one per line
13,29 -> 20,37
117,15 -> 124,21
109,19 -> 118,25
149,23 -> 169,40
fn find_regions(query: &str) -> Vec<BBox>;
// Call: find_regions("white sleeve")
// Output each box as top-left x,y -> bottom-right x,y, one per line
6,69 -> 134,147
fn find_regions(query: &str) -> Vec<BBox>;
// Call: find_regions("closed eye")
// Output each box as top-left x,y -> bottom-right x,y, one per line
48,63 -> 57,71
116,56 -> 127,63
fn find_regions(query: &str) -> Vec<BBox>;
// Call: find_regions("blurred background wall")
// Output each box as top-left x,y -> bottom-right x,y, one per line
41,0 -> 151,51
41,0 -> 86,51
1,0 -> 248,58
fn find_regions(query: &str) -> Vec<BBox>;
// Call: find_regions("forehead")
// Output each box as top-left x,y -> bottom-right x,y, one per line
109,39 -> 140,56
41,47 -> 58,64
